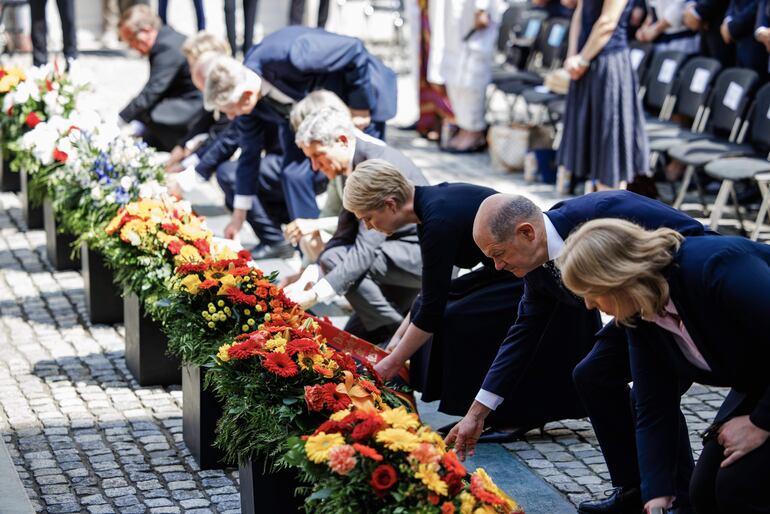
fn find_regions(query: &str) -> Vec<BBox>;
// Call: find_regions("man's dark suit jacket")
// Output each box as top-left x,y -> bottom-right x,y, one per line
629,235 -> 770,501
725,0 -> 768,73
480,191 -> 708,402
119,25 -> 202,126
320,138 -> 427,294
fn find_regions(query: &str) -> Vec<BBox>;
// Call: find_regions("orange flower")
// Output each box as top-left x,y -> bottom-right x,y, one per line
352,443 -> 383,461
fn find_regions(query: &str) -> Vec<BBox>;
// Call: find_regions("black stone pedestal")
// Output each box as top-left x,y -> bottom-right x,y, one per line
239,459 -> 303,514
82,242 -> 123,324
183,364 -> 230,469
43,198 -> 80,270
20,168 -> 43,229
123,291 -> 181,386
0,158 -> 19,193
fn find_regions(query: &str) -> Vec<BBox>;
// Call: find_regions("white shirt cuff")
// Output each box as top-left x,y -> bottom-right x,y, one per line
234,194 -> 253,211
755,26 -> 768,37
175,166 -> 205,193
181,153 -> 200,169
475,389 -> 504,410
312,278 -> 337,303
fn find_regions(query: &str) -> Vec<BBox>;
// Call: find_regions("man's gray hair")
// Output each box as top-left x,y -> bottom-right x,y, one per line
289,90 -> 349,132
182,31 -> 231,61
295,106 -> 355,148
203,56 -> 262,111
488,195 -> 541,242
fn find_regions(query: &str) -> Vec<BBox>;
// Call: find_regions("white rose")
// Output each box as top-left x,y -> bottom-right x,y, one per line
90,186 -> 102,200
120,176 -> 133,190
105,192 -> 116,204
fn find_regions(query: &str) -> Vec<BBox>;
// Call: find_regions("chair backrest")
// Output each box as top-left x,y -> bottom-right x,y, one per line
629,41 -> 653,82
745,83 -> 770,153
505,9 -> 549,67
670,57 -> 722,121
702,67 -> 759,138
641,50 -> 689,115
497,4 -> 528,53
536,17 -> 570,69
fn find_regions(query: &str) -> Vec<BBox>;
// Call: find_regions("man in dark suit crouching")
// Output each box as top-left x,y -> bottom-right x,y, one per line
118,5 -> 203,151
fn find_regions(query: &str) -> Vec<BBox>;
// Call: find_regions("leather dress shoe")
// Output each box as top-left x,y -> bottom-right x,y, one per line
578,486 -> 642,514
250,241 -> 294,260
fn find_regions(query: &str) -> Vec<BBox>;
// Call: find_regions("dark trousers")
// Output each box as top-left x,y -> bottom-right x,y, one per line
289,0 -> 329,27
224,0 -> 258,56
700,28 -> 735,68
215,156 -> 288,245
574,334 -> 694,501
159,0 -> 205,30
31,0 -> 77,66
690,427 -> 770,514
319,244 -> 421,331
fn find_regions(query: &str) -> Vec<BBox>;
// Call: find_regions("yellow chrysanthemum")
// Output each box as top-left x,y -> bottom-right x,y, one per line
120,220 -> 147,246
414,463 -> 448,496
264,333 -> 288,353
304,432 -> 345,463
473,468 -> 519,512
375,428 -> 420,452
417,427 -> 447,454
380,406 -> 420,430
329,409 -> 351,422
180,274 -> 202,295
460,492 -> 476,514
179,244 -> 202,262
217,344 -> 231,363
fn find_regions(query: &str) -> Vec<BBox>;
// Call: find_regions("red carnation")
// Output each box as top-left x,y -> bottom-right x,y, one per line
370,464 -> 397,497
237,249 -> 252,261
286,338 -> 319,356
25,112 -> 42,129
52,148 -> 68,162
225,286 -> 257,306
353,443 -> 383,461
441,451 -> 467,478
358,379 -> 380,396
228,335 -> 266,360
167,240 -> 184,255
45,78 -> 53,91
350,415 -> 385,442
228,266 -> 252,277
428,494 -> 440,506
331,352 -> 358,375
262,352 -> 299,378
193,238 -> 210,256
443,471 -> 464,497
198,279 -> 218,290
313,419 -> 353,436
176,262 -> 208,274
441,503 -> 456,514
161,223 -> 179,234
0,70 -> 6,79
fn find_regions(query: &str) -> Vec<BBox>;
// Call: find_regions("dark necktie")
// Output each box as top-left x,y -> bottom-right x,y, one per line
261,95 -> 293,119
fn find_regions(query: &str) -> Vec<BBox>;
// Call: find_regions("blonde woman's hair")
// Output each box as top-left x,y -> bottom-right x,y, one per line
290,90 -> 349,132
343,159 -> 414,213
182,32 -> 231,62
118,4 -> 161,33
556,218 -> 684,324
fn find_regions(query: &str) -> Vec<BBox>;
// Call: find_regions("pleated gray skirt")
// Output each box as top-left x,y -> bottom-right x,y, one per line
557,48 -> 649,188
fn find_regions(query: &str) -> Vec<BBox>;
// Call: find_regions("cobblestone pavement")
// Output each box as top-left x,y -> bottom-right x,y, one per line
0,52 -> 740,512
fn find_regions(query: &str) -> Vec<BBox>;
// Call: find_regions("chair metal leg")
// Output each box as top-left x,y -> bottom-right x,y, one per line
728,185 -> 747,236
673,165 -> 695,209
708,179 -> 733,230
752,180 -> 770,241
691,169 -> 709,216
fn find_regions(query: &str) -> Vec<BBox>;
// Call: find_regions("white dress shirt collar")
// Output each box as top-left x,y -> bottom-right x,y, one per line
543,212 -> 565,262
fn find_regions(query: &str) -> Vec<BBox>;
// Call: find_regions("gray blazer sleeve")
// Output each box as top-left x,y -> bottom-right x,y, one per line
323,220 -> 387,294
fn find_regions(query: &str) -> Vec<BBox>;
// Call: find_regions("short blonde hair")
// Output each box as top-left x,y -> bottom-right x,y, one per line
203,56 -> 261,111
118,4 -> 160,33
290,90 -> 349,132
182,32 -> 231,62
343,159 -> 414,213
556,218 -> 683,323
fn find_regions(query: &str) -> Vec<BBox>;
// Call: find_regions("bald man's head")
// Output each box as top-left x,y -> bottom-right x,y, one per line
473,194 -> 549,277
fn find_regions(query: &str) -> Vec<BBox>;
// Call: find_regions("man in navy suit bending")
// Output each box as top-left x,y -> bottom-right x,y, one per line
202,26 -> 397,258
446,191 -> 709,514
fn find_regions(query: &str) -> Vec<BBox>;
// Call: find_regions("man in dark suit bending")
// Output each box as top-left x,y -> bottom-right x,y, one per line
118,5 -> 203,152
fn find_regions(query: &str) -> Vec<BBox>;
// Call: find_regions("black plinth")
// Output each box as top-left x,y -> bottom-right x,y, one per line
0,158 -> 19,193
182,364 -> 230,469
20,168 -> 43,229
81,242 -> 123,324
123,290 -> 181,386
43,198 -> 80,270
239,459 -> 304,514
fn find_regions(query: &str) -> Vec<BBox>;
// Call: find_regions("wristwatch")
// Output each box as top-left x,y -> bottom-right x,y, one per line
576,55 -> 590,68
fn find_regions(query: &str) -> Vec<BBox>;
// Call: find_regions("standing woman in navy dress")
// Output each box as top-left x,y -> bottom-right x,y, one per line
342,160 -> 588,432
557,219 -> 770,514
558,0 -> 649,191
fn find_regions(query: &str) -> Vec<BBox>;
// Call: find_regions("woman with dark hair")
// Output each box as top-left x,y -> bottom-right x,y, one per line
558,218 -> 770,514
